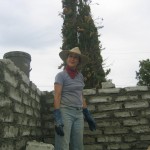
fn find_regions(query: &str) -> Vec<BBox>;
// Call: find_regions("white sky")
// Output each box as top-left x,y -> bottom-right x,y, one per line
0,0 -> 150,91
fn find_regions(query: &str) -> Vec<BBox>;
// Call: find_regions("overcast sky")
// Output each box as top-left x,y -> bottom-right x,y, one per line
0,0 -> 150,91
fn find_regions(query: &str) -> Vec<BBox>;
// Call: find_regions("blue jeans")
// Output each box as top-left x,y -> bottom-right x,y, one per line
55,106 -> 84,150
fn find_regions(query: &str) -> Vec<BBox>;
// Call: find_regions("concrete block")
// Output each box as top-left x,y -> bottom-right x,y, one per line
26,141 -> 54,150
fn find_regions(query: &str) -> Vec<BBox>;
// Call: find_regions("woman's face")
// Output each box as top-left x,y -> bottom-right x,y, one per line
66,53 -> 80,69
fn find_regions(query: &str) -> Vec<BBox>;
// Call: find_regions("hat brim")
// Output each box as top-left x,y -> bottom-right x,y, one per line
59,50 -> 89,66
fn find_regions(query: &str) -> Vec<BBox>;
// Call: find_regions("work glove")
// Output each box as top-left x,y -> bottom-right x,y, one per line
83,108 -> 96,131
53,109 -> 64,136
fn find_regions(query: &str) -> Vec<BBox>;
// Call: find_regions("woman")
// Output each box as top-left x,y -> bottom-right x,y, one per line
53,47 -> 96,150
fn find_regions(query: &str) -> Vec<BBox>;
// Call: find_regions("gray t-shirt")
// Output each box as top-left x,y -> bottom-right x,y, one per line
54,70 -> 85,107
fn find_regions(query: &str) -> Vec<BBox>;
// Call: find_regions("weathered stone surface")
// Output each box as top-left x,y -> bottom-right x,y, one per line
124,101 -> 149,109
125,86 -> 148,92
26,141 -> 54,150
89,96 -> 112,103
101,81 -> 115,89
98,88 -> 121,94
83,89 -> 96,95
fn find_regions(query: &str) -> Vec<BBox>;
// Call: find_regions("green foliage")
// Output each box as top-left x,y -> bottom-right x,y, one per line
61,0 -> 110,88
136,59 -> 150,86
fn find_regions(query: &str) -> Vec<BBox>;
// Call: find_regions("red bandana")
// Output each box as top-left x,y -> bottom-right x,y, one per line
65,66 -> 78,79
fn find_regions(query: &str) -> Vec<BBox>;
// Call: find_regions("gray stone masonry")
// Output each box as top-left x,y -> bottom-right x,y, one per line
0,59 -> 43,150
1,59 -> 150,150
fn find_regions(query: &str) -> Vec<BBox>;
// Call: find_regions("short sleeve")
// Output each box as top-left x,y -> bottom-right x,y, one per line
54,72 -> 64,85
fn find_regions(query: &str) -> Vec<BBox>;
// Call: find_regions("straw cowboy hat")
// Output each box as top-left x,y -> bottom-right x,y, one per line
59,47 -> 89,66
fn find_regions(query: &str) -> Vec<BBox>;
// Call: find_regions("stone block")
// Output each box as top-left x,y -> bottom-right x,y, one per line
25,106 -> 33,116
0,82 -> 4,93
124,135 -> 137,142
114,111 -> 136,118
123,118 -> 148,126
132,125 -> 150,133
84,144 -> 103,150
107,143 -> 130,150
142,93 -> 150,99
9,87 -> 22,102
3,125 -> 18,138
89,96 -> 112,103
97,135 -> 122,142
4,70 -> 18,87
6,59 -> 19,73
124,101 -> 149,109
125,86 -> 148,92
98,103 -> 122,111
30,81 -> 37,91
20,71 -> 30,86
23,94 -> 31,106
98,88 -> 121,94
0,96 -> 12,107
83,89 -> 96,95
0,140 -> 14,150
0,110 -> 14,123
140,135 -> 150,141
26,141 -> 54,150
97,120 -> 121,127
20,127 -> 31,136
20,84 -> 29,94
101,81 -> 115,89
14,103 -> 25,113
115,95 -> 138,101
104,127 -> 129,134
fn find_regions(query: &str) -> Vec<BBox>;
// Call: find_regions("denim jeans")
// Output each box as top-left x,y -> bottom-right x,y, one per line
55,106 -> 84,150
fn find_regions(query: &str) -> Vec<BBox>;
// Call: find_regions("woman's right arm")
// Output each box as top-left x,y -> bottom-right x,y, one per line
54,83 -> 62,109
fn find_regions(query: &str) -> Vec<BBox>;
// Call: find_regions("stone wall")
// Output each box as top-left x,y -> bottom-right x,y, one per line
42,87 -> 150,150
0,59 -> 42,150
1,59 -> 150,150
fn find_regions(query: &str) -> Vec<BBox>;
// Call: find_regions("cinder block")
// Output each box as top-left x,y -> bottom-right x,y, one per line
26,141 -> 54,150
